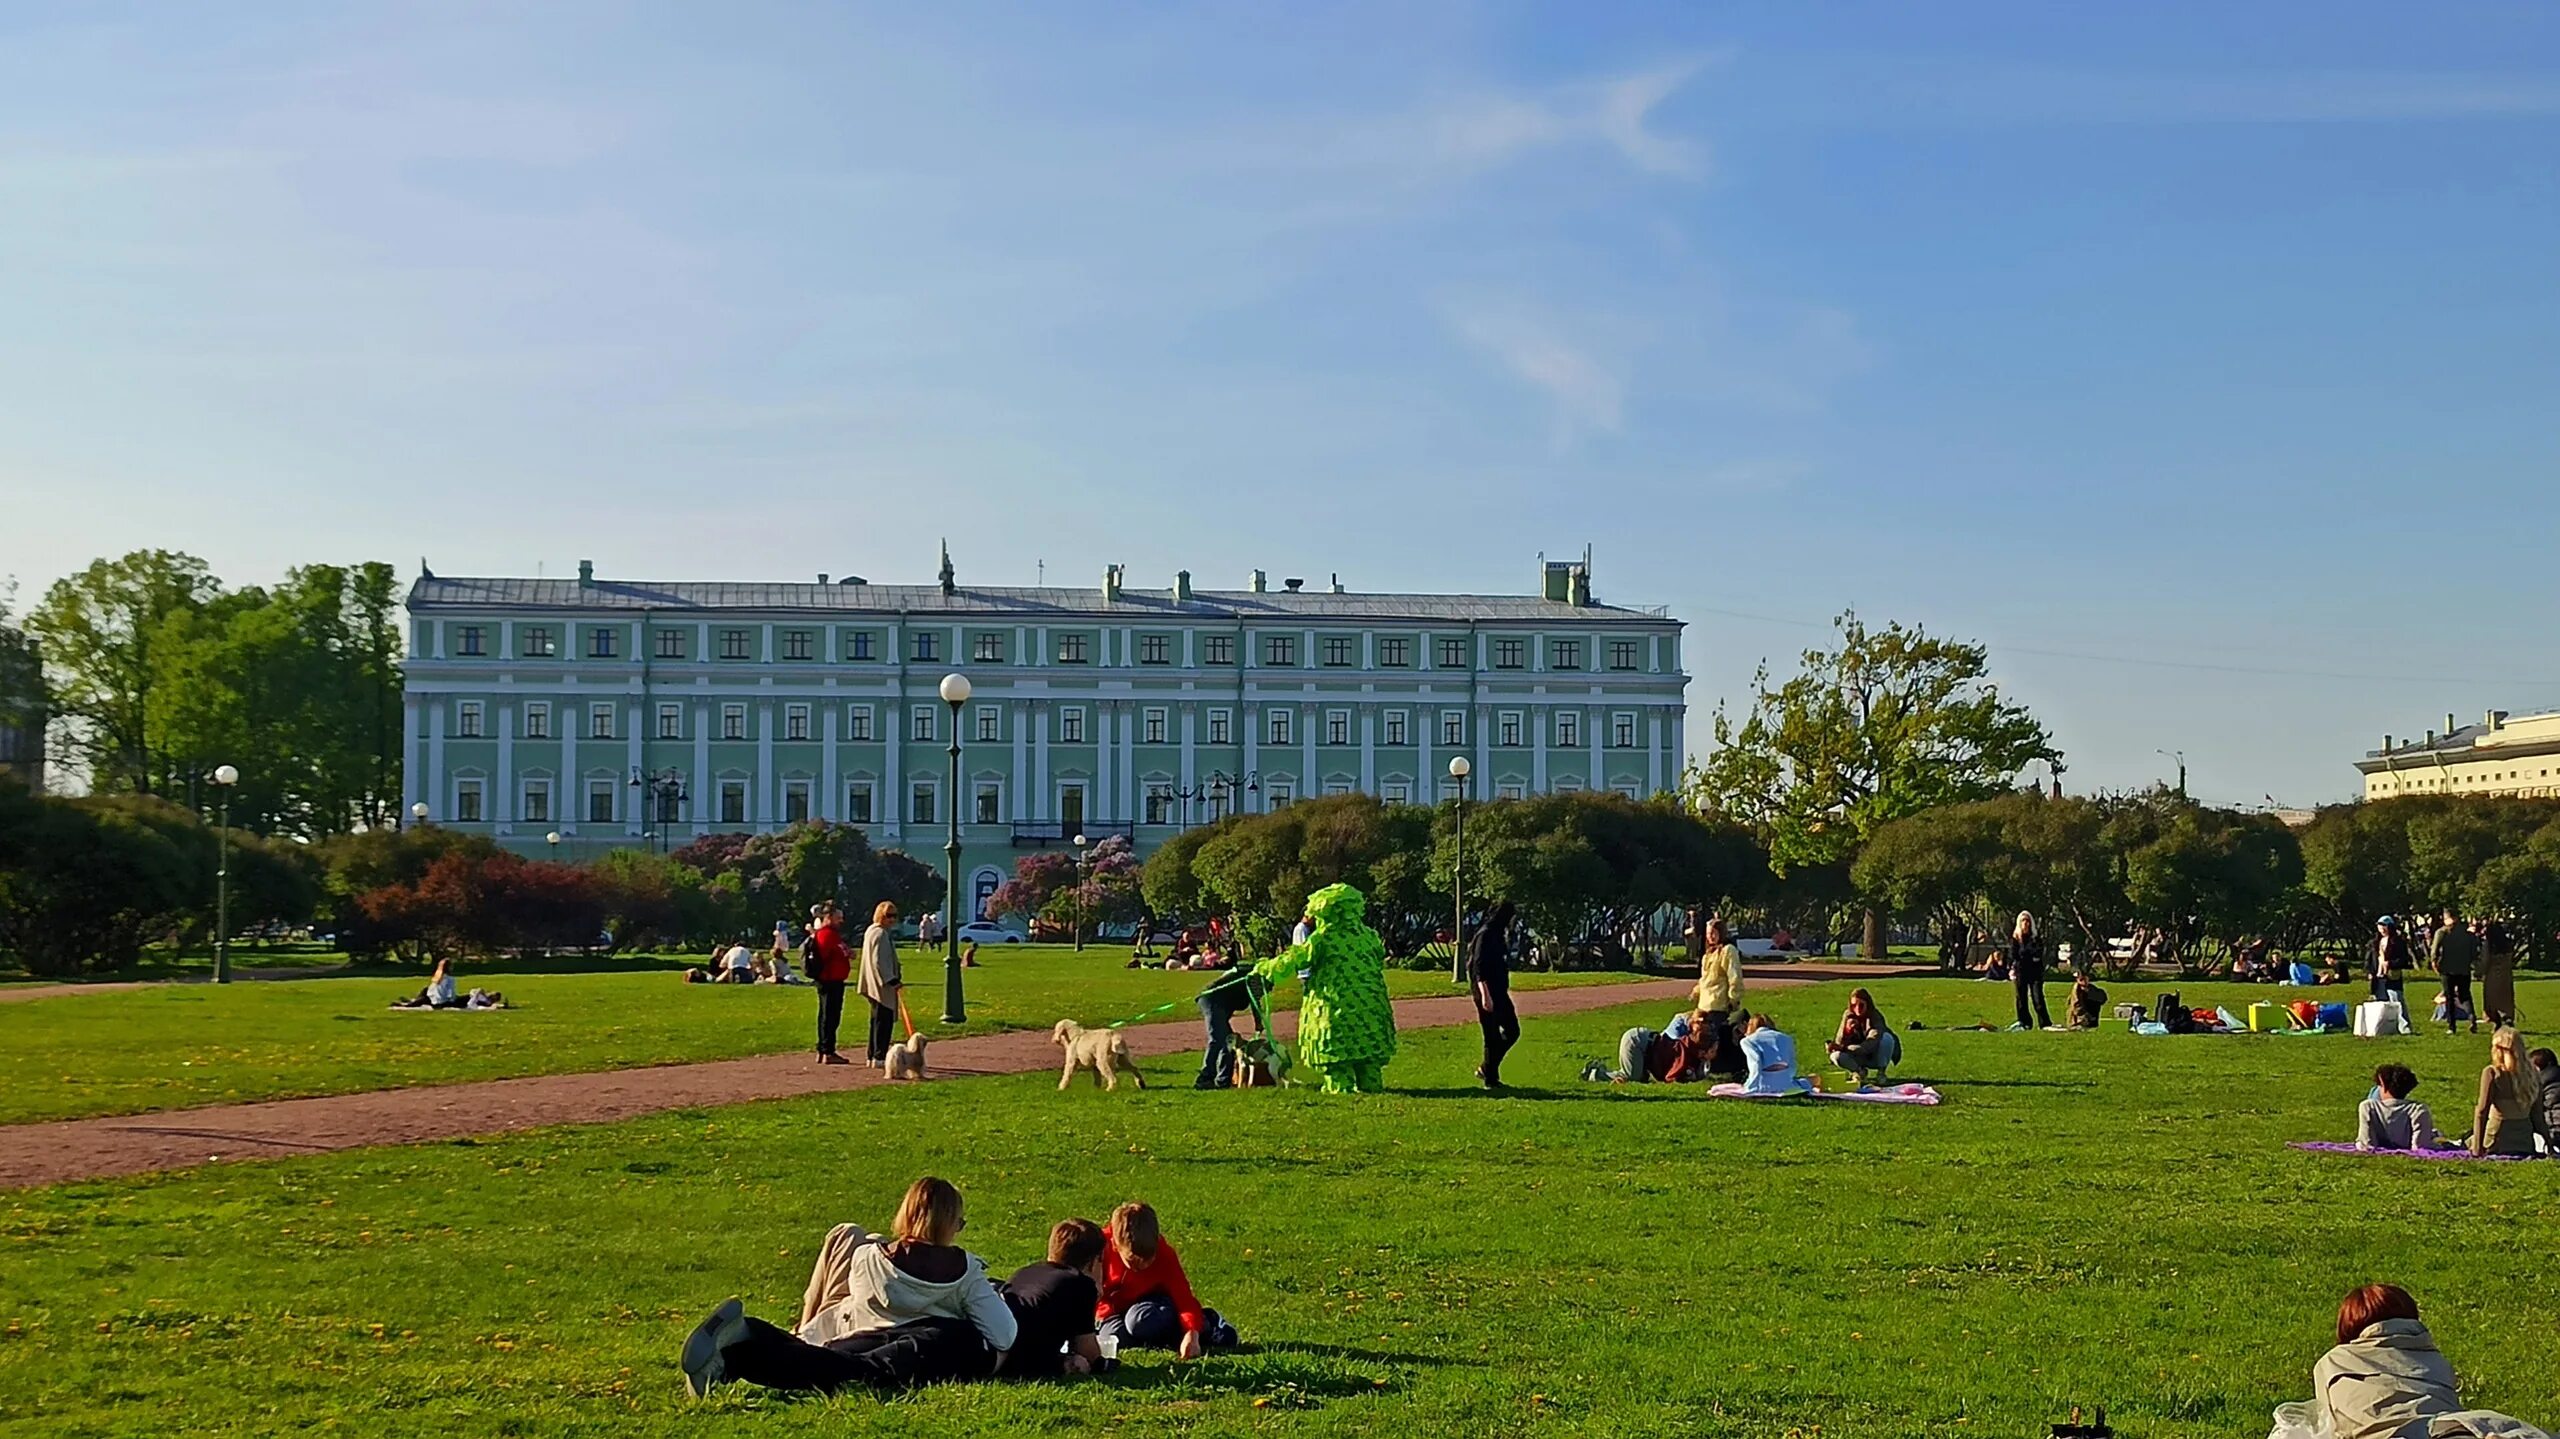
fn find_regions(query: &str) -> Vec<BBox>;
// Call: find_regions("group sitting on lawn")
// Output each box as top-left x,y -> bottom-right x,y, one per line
681,1179 -> 1238,1398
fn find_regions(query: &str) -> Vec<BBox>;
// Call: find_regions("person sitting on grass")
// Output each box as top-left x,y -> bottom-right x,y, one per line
2532,1047 -> 2560,1156
2312,1283 -> 2460,1439
1824,989 -> 1893,1085
2355,1064 -> 2444,1152
391,957 -> 462,1009
995,1218 -> 1111,1378
2066,972 -> 2110,1030
1738,1013 -> 1816,1097
679,1176 -> 1019,1398
1097,1202 -> 1238,1358
2468,1027 -> 2542,1158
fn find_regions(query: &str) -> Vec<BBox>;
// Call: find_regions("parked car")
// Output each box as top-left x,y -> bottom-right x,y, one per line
956,921 -> 1027,945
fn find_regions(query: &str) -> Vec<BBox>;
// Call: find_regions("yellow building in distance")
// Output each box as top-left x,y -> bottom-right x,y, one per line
2358,709 -> 2560,800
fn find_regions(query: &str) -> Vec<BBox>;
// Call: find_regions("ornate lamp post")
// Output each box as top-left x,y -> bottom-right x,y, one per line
546,830 -> 563,862
630,767 -> 688,854
211,764 -> 239,984
411,800 -> 430,827
939,672 -> 972,1023
1072,832 -> 1089,951
1447,754 -> 1471,984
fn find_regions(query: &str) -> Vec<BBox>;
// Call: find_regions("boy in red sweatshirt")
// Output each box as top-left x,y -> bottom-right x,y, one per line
1095,1203 -> 1239,1358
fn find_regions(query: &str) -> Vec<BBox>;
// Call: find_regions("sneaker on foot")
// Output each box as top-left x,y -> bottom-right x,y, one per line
2004,1022 -> 2028,1033
681,1297 -> 746,1398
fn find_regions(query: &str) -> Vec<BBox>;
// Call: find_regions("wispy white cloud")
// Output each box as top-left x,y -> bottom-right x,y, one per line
1442,300 -> 1627,442
1766,60 -> 2560,128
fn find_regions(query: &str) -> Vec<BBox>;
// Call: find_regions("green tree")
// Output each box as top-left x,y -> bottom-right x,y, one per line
29,550 -> 220,796
0,586 -> 47,786
1687,611 -> 2056,955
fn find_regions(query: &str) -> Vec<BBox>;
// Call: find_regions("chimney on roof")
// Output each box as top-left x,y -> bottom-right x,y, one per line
2447,712 -> 2458,737
1103,564 -> 1125,604
1283,577 -> 1304,593
2384,734 -> 2394,752
1174,570 -> 1193,603
1329,573 -> 1344,594
2489,708 -> 2507,731
577,559 -> 594,588
1250,569 -> 1266,593
2426,730 -> 2436,746
817,573 -> 829,586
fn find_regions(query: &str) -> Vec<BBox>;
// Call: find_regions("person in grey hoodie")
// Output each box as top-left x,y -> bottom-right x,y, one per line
2356,1065 -> 2445,1152
2314,1284 -> 2460,1439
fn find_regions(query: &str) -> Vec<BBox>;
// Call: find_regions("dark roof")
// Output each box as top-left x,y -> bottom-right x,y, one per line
406,575 -> 1677,625
2367,725 -> 2490,760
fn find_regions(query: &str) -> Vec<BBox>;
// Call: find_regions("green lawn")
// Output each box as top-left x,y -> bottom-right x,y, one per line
4,977 -> 2555,1437
0,946 -> 1643,1125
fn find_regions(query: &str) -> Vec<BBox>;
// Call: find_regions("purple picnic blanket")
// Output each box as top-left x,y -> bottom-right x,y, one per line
1707,1082 -> 1943,1106
2289,1141 -> 2534,1162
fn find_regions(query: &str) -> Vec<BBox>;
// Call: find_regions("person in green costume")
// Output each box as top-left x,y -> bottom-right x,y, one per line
1253,882 -> 1397,1093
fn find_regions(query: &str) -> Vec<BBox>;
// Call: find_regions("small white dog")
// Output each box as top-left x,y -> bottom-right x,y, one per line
883,1032 -> 931,1081
1051,1019 -> 1148,1092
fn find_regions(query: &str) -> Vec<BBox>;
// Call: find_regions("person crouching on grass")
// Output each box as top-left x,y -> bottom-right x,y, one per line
1098,1202 -> 1239,1358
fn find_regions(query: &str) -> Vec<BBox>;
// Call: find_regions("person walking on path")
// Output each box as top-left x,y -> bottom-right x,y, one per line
861,902 -> 906,1069
1470,901 -> 1520,1090
2429,909 -> 2478,1034
2370,916 -> 2412,1008
2008,911 -> 2051,1031
801,903 -> 854,1066
2476,916 -> 2518,1029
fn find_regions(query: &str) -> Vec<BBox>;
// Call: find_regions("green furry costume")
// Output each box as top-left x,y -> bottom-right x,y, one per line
1254,882 -> 1397,1093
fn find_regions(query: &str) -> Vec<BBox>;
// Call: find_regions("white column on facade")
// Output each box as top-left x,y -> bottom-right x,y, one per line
883,691 -> 902,843
1670,709 -> 1687,785
1359,707 -> 1376,793
1647,712 -> 1664,795
1182,630 -> 1195,667
426,703 -> 447,819
754,702 -> 774,825
626,706 -> 645,833
1242,701 -> 1260,813
821,705 -> 839,820
1093,702 -> 1113,824
1119,704 -> 1137,822
1532,702 -> 1549,792
693,707 -> 711,834
1475,704 -> 1491,796
431,620 -> 445,661
761,624 -> 774,663
1034,705 -> 1051,821
1531,632 -> 1544,673
496,709 -> 515,828
1011,708 -> 1028,825
1179,706 -> 1197,800
1301,700 -> 1316,792
1588,703 -> 1605,790
403,694 -> 425,817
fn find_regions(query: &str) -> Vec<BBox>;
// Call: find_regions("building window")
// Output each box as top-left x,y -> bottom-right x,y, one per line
1140,634 -> 1170,665
1499,712 -> 1523,747
973,707 -> 1000,743
1326,710 -> 1350,746
1442,711 -> 1466,746
521,626 -> 557,658
587,782 -> 616,824
784,704 -> 810,741
1322,637 -> 1353,666
1613,713 -> 1637,748
1610,639 -> 1640,671
1145,783 -> 1174,824
1144,708 -> 1167,744
1497,782 -> 1525,802
1325,781 -> 1353,797
1264,636 -> 1297,666
1269,710 -> 1293,745
1207,710 -> 1231,745
1266,780 -> 1294,809
912,631 -> 939,662
846,781 -> 875,824
1201,635 -> 1234,665
456,625 -> 486,656
456,701 -> 483,738
1060,708 -> 1086,744
1557,711 -> 1581,748
782,781 -> 810,823
589,627 -> 618,659
1378,637 -> 1410,667
657,704 -> 683,740
973,633 -> 1005,663
848,706 -> 873,742
782,629 -> 813,661
974,782 -> 1002,824
656,629 -> 686,659
719,781 -> 746,825
522,782 -> 549,823
1613,783 -> 1641,801
910,782 -> 937,825
1552,639 -> 1581,671
588,705 -> 615,740
847,631 -> 876,661
720,628 -> 751,660
1383,710 -> 1408,746
524,703 -> 550,740
1494,638 -> 1525,669
655,785 -> 682,824
1437,637 -> 1467,668
1057,633 -> 1088,664
1382,782 -> 1411,804
455,781 -> 483,822
912,707 -> 936,742
722,705 -> 746,741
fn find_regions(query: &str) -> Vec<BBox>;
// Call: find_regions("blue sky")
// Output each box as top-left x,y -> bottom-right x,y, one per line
5,2 -> 2556,804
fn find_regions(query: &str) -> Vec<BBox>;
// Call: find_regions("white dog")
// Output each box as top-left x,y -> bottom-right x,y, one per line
1051,1019 -> 1148,1092
883,1032 -> 931,1082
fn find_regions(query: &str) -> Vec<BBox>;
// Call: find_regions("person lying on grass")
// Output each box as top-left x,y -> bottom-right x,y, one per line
1737,1013 -> 1816,1097
1097,1202 -> 1239,1359
2355,1064 -> 2444,1153
2312,1283 -> 2461,1439
389,957 -> 462,1009
679,1175 -> 1018,1397
1595,1013 -> 1712,1084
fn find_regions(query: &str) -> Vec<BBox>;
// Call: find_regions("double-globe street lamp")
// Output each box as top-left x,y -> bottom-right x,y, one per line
939,673 -> 971,1024
1447,754 -> 1472,985
211,764 -> 239,984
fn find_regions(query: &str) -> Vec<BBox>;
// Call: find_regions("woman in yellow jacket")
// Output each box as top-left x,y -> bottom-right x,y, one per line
1691,912 -> 1746,1078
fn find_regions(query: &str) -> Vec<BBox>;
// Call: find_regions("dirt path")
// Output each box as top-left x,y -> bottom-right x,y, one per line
0,963 -> 355,1004
0,965 -> 1915,1190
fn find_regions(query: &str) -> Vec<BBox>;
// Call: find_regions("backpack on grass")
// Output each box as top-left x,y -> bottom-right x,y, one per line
2155,992 -> 2193,1035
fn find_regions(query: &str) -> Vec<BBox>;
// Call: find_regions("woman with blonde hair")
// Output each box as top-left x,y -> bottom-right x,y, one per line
2007,911 -> 2049,1031
861,901 -> 906,1069
2468,1026 -> 2543,1157
1690,910 -> 1747,1079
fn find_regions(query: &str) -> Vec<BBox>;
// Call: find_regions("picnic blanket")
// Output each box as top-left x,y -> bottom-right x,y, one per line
1707,1082 -> 1943,1106
2287,1141 -> 2534,1163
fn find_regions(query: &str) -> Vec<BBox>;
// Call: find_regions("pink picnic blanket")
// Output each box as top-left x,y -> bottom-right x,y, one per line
1706,1082 -> 1943,1106
2288,1141 -> 2534,1163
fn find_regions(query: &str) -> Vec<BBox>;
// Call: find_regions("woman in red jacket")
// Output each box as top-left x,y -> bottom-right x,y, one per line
1096,1203 -> 1238,1359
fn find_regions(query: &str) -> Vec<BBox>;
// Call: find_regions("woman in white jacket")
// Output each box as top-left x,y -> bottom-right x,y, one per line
680,1176 -> 1017,1397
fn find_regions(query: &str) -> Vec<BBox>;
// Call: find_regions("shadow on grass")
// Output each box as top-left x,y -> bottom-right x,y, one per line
1391,1086 -> 1602,1102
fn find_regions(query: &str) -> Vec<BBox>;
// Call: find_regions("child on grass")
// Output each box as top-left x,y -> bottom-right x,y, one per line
2355,1064 -> 2443,1152
1097,1202 -> 1239,1358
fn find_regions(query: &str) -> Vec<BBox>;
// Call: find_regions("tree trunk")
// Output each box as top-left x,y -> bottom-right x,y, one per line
1862,907 -> 1884,960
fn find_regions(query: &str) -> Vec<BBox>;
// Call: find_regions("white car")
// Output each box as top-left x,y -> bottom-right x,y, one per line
955,922 -> 1027,945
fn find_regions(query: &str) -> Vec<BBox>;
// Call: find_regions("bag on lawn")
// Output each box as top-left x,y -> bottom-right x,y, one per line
2267,1399 -> 2326,1439
2155,992 -> 2192,1034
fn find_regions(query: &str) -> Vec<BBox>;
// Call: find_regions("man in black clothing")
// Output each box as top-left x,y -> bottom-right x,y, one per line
1471,901 -> 1520,1089
1195,969 -> 1268,1089
996,1218 -> 1109,1378
2431,908 -> 2479,1033
2371,915 -> 2412,1006
685,1307 -> 990,1396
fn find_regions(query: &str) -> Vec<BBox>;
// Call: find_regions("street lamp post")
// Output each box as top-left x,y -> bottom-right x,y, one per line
940,673 -> 972,1023
412,801 -> 429,827
211,764 -> 239,984
1073,832 -> 1089,951
630,768 -> 688,854
1447,755 -> 1471,984
2155,749 -> 2187,798
546,830 -> 563,862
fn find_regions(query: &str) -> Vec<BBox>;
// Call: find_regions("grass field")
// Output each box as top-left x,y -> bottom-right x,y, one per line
0,946 -> 1646,1125
4,976 -> 2555,1437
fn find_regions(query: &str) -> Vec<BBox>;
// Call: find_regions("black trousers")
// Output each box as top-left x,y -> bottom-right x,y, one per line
722,1316 -> 988,1394
1475,987 -> 1519,1082
2371,974 -> 2404,1005
867,998 -> 898,1063
2442,973 -> 2473,1026
2012,963 -> 2050,1029
815,981 -> 846,1056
